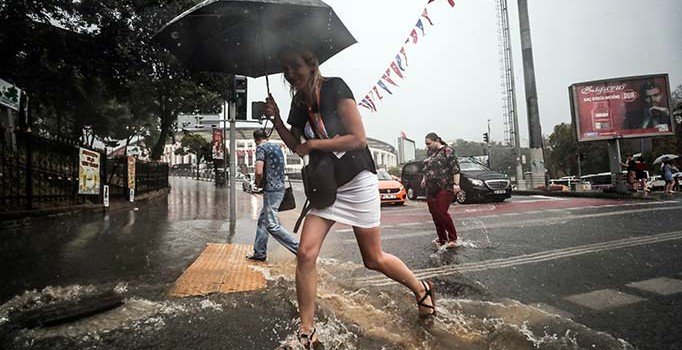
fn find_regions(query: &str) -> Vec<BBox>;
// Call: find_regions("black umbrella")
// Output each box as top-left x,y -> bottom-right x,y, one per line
154,0 -> 356,90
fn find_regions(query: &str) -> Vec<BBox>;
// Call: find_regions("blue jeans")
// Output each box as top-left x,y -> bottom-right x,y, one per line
252,190 -> 299,258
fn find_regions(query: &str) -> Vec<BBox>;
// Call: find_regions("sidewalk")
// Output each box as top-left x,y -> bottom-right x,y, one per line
0,188 -> 171,229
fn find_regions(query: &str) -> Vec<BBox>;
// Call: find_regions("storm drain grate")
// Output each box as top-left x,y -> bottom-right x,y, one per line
169,244 -> 267,297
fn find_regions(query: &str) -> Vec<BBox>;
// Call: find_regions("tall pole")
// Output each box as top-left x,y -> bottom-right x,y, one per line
487,119 -> 492,168
229,101 -> 237,221
517,0 -> 545,188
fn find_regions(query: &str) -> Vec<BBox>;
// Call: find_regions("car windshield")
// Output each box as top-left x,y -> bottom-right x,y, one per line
458,161 -> 489,171
377,170 -> 393,180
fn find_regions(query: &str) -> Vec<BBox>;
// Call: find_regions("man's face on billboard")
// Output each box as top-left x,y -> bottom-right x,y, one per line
643,87 -> 662,107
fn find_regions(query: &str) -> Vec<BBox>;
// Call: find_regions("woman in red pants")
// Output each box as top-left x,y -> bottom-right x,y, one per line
421,132 -> 461,248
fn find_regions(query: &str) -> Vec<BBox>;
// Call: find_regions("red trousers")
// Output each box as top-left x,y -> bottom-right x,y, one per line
426,189 -> 458,244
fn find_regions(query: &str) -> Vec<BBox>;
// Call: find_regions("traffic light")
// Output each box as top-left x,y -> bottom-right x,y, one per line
233,75 -> 247,120
483,132 -> 489,143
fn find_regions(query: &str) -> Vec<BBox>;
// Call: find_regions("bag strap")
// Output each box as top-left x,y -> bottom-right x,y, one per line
294,199 -> 311,233
306,88 -> 327,139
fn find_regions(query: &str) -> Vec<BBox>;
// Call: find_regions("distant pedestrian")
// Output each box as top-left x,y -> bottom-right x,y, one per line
620,154 -> 636,191
661,160 -> 678,195
246,130 -> 299,262
421,132 -> 461,249
634,157 -> 649,196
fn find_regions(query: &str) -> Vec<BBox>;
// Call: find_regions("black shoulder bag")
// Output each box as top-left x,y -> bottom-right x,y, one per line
293,90 -> 338,232
278,177 -> 296,211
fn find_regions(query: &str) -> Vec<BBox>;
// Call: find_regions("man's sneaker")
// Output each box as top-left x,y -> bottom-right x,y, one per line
246,254 -> 266,262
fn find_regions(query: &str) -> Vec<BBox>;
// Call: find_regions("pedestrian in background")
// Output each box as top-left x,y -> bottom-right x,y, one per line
264,47 -> 436,348
634,157 -> 649,196
661,160 -> 678,195
246,130 -> 299,262
421,132 -> 461,249
620,154 -> 636,191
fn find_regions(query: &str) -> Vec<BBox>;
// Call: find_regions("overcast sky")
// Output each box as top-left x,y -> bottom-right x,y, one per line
245,0 -> 682,148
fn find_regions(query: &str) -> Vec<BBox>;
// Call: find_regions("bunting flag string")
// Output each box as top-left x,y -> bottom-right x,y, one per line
422,8 -> 434,25
377,80 -> 393,95
359,0 -> 455,113
399,47 -> 408,66
415,19 -> 425,36
395,54 -> 406,71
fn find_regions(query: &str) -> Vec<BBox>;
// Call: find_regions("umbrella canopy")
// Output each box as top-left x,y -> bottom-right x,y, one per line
632,153 -> 642,159
653,154 -> 679,164
154,0 -> 356,78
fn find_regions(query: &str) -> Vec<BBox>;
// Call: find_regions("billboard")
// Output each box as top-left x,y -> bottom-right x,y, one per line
0,78 -> 21,111
78,147 -> 101,195
212,128 -> 224,160
569,74 -> 673,142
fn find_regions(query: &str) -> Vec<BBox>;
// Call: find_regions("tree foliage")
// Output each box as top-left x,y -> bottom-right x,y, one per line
0,0 -> 229,158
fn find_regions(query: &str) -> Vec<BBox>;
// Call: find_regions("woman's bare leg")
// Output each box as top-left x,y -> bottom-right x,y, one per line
297,214 -> 335,333
353,226 -> 433,314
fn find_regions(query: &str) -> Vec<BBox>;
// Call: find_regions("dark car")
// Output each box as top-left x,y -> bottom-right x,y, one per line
400,157 -> 512,203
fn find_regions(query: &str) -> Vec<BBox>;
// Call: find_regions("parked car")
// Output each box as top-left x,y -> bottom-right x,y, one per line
400,157 -> 512,203
646,175 -> 666,191
377,170 -> 406,205
241,173 -> 262,194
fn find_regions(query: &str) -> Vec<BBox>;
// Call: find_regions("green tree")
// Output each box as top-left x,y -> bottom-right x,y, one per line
175,133 -> 212,179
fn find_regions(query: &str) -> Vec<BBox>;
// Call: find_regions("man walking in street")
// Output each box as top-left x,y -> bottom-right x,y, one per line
246,130 -> 299,261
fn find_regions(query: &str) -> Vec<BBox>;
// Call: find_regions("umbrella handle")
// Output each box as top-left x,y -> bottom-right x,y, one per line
265,74 -> 270,95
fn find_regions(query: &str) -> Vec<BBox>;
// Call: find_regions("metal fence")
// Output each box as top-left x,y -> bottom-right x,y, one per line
0,130 -> 169,213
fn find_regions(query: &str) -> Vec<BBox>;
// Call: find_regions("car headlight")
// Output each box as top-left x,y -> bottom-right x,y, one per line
469,179 -> 484,187
399,186 -> 404,191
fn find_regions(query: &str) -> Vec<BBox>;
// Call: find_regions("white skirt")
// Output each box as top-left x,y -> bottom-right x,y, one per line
309,170 -> 380,228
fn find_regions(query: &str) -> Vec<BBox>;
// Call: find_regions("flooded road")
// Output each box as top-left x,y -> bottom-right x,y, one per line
2,177 -> 680,349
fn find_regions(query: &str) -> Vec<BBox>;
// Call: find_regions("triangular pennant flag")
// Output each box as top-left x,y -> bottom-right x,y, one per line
361,98 -> 376,111
364,95 -> 377,111
422,8 -> 434,25
410,29 -> 419,44
395,54 -> 406,71
400,47 -> 408,67
405,37 -> 410,44
377,80 -> 393,95
428,0 -> 436,3
359,100 -> 374,112
383,70 -> 399,87
448,0 -> 455,7
373,86 -> 384,100
390,62 -> 404,78
416,19 -> 425,36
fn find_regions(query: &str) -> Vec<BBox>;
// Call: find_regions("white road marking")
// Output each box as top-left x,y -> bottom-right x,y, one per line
341,205 -> 681,245
355,230 -> 682,286
564,289 -> 646,311
626,277 -> 682,296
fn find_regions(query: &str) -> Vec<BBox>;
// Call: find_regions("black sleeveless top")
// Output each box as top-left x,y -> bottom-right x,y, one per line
287,77 -> 376,186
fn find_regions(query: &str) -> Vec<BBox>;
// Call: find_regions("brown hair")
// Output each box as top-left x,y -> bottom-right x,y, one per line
425,132 -> 446,146
279,47 -> 325,106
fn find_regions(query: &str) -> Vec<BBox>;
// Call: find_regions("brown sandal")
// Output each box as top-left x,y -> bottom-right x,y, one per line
417,280 -> 436,318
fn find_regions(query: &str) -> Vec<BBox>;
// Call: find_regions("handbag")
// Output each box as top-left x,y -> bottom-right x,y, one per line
278,178 -> 296,211
302,151 -> 337,209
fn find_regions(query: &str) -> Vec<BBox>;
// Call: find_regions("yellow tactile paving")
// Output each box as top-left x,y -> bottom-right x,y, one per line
169,243 -> 267,297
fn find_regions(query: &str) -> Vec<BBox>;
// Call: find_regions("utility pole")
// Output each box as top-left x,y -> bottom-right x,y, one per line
517,0 -> 546,188
486,119 -> 493,168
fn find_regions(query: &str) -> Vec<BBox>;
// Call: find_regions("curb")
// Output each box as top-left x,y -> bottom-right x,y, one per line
0,187 -> 171,229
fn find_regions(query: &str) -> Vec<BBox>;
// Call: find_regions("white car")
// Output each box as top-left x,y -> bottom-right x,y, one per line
646,175 -> 666,191
241,174 -> 263,194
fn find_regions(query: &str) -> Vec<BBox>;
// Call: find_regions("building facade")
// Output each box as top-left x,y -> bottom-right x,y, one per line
164,114 -> 398,174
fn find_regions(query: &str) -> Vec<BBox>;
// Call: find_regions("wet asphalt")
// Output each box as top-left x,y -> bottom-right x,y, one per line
1,177 -> 681,349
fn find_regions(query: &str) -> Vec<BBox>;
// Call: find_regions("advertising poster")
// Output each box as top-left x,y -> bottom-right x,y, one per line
212,128 -> 224,160
127,156 -> 136,190
78,147 -> 101,195
0,78 -> 21,111
569,74 -> 673,142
